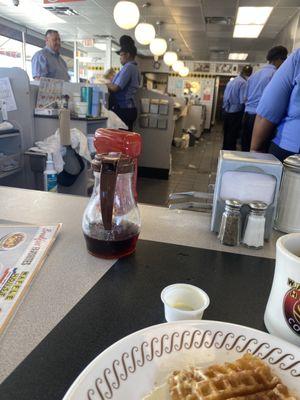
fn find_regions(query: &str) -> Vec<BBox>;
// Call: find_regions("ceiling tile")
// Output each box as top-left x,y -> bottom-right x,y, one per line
202,0 -> 237,17
0,0 -> 297,63
238,0 -> 277,5
170,6 -> 204,17
173,15 -> 205,25
277,0 -> 300,5
178,24 -> 206,32
163,0 -> 201,6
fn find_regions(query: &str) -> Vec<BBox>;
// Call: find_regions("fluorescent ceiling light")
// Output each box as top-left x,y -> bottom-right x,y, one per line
236,7 -> 273,25
228,53 -> 248,60
94,43 -> 107,51
233,24 -> 263,38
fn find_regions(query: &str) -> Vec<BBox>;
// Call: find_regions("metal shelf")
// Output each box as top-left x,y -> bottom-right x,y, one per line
0,168 -> 22,180
0,133 -> 21,139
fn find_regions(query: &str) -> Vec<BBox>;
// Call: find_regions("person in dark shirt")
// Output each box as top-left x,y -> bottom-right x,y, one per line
106,36 -> 140,131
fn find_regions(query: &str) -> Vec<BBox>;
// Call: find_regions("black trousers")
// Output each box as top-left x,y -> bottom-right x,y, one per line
269,142 -> 295,162
222,111 -> 244,150
242,112 -> 256,151
113,106 -> 137,132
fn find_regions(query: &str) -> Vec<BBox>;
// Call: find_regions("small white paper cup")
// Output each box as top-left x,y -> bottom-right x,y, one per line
161,283 -> 210,322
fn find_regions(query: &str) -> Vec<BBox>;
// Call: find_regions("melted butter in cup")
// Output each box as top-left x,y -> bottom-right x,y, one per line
161,284 -> 210,322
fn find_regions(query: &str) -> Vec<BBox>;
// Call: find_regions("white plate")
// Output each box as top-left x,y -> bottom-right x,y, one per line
63,320 -> 300,400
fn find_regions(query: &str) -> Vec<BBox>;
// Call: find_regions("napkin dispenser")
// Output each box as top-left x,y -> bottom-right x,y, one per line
211,151 -> 283,239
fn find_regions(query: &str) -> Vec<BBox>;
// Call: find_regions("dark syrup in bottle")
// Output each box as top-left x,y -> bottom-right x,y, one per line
84,223 -> 139,259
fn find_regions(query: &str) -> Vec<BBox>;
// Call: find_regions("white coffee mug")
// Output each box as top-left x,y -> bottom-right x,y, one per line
264,233 -> 300,345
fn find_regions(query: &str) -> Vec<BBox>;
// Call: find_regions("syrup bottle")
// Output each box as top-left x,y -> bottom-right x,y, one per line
82,153 -> 141,259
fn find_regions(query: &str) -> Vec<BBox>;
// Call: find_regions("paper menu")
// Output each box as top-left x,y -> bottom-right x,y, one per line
0,77 -> 17,112
0,224 -> 61,335
36,77 -> 63,109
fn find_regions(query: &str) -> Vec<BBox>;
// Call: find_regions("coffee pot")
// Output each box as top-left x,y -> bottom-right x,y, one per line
82,153 -> 141,259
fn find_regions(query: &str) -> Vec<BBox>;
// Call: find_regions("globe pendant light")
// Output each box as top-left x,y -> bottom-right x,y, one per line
163,51 -> 177,66
172,60 -> 184,72
179,66 -> 190,77
135,3 -> 156,45
150,37 -> 167,57
114,1 -> 140,30
135,23 -> 156,45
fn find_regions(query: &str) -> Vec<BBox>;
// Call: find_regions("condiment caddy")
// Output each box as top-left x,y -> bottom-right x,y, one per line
218,199 -> 242,246
243,202 -> 268,249
218,199 -> 268,249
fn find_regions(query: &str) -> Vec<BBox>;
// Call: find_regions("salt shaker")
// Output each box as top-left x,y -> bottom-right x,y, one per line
243,202 -> 268,249
218,199 -> 242,246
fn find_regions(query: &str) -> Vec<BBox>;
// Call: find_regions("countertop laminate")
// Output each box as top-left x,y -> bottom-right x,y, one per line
0,186 -> 279,383
0,239 -> 274,400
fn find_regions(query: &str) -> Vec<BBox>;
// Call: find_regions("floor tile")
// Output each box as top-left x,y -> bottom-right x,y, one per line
137,126 -> 222,206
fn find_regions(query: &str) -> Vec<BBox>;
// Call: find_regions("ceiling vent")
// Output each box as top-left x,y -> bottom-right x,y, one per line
95,35 -> 115,40
210,49 -> 227,55
44,7 -> 79,16
205,17 -> 233,25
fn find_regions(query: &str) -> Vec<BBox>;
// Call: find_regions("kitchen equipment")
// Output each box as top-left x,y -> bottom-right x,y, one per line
81,87 -> 93,116
74,102 -> 88,118
94,129 -> 142,199
82,153 -> 141,259
264,233 -> 300,346
91,86 -> 102,118
59,108 -> 71,146
218,199 -> 242,246
211,151 -> 283,240
275,155 -> 300,233
243,202 -> 268,249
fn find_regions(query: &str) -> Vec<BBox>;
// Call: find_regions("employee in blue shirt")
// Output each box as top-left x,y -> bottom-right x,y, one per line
222,65 -> 253,150
32,30 -> 70,81
242,46 -> 288,151
251,48 -> 300,161
106,36 -> 140,131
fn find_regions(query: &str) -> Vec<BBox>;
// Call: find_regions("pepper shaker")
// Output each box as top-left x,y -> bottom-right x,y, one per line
243,202 -> 268,249
218,199 -> 242,246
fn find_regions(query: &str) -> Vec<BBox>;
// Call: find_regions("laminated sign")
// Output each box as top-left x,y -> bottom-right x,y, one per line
0,224 -> 61,335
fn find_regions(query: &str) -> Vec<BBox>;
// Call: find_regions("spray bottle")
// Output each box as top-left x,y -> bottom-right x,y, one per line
44,153 -> 57,192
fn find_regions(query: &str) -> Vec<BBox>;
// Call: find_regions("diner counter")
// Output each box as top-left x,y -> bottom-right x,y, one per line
0,186 -> 280,396
34,114 -> 108,122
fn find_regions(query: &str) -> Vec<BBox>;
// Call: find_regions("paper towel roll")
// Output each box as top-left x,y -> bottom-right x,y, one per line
59,109 -> 71,146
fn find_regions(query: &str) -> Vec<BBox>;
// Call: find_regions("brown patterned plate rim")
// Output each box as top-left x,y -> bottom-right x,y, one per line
63,320 -> 300,400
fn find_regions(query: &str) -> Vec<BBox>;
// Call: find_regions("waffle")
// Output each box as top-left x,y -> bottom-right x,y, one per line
168,354 -> 297,400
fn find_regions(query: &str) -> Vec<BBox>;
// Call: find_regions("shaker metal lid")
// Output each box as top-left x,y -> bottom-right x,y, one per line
92,152 -> 134,173
283,154 -> 300,171
248,201 -> 268,211
225,199 -> 242,208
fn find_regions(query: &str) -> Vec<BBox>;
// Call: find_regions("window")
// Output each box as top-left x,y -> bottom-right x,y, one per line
0,35 -> 23,69
25,43 -> 42,80
62,55 -> 74,81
